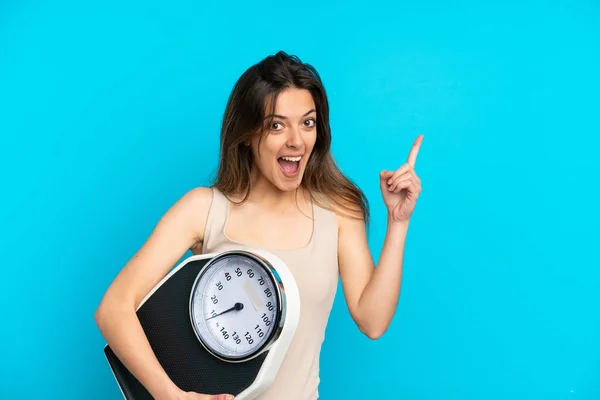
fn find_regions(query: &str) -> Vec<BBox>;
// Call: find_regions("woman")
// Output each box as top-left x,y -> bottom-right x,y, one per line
94,51 -> 423,400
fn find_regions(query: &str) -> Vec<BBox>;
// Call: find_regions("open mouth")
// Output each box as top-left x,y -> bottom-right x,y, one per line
277,155 -> 302,177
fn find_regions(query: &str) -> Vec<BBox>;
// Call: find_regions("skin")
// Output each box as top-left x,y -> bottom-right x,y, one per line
94,87 -> 422,399
337,133 -> 423,339
223,88 -> 317,251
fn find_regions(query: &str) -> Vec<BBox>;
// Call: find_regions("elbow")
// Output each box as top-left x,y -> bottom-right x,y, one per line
364,328 -> 385,340
358,321 -> 388,340
94,293 -> 128,330
94,300 -> 111,330
354,310 -> 390,340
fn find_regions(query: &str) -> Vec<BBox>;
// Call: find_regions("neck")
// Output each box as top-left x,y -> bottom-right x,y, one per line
245,169 -> 308,209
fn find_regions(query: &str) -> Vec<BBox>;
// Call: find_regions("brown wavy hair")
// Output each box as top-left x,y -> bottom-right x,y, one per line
211,51 -> 369,223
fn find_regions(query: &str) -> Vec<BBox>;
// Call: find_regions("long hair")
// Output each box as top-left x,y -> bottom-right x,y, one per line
212,51 -> 369,223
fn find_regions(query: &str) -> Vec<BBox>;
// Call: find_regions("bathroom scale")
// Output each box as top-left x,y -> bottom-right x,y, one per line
103,249 -> 300,399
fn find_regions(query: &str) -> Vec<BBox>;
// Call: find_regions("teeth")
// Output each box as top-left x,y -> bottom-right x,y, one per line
281,156 -> 301,162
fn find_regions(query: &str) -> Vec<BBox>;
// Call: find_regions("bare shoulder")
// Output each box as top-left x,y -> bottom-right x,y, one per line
312,190 -> 366,235
326,197 -> 366,233
181,186 -> 213,211
176,186 -> 214,245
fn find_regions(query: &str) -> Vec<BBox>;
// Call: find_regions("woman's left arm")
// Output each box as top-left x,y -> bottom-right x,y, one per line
338,135 -> 423,339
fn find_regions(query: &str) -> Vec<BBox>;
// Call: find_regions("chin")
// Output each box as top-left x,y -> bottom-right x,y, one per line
270,169 -> 303,191
276,178 -> 302,192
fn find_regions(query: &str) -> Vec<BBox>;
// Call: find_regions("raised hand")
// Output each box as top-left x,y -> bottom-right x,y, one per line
379,135 -> 423,222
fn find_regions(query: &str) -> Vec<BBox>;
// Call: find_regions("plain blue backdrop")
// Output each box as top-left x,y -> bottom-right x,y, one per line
1,0 -> 599,399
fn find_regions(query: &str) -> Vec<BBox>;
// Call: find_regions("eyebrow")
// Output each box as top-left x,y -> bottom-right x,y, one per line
264,109 -> 316,120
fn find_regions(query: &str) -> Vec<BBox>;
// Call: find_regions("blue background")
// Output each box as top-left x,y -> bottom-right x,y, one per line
1,1 -> 599,399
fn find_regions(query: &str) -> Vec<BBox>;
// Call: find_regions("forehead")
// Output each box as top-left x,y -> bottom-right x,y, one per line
266,88 -> 315,116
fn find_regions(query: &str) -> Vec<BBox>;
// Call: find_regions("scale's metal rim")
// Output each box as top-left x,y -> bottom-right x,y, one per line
188,249 -> 286,364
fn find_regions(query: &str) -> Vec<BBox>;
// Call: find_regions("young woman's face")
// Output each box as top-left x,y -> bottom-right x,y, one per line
250,87 -> 317,192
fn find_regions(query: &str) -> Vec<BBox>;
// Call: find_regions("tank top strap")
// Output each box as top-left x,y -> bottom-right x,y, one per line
310,200 -> 339,258
201,187 -> 229,253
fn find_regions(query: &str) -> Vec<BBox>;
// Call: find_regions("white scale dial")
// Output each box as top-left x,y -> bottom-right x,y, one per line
190,253 -> 280,361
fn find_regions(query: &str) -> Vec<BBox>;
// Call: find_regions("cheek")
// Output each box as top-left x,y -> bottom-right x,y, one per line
307,131 -> 318,151
252,137 -> 279,164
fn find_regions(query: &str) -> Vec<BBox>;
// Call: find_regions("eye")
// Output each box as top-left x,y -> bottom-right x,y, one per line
270,121 -> 283,131
303,118 -> 316,128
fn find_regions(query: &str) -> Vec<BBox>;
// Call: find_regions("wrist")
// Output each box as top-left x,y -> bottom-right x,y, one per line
387,214 -> 410,229
385,216 -> 409,242
150,381 -> 182,400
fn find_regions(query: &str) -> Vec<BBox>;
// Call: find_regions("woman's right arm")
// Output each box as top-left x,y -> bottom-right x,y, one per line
94,187 -> 229,400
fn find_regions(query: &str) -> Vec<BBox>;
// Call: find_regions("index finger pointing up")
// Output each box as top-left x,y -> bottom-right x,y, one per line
407,134 -> 424,167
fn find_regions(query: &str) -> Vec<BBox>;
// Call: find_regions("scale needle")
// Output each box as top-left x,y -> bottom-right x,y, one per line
206,302 -> 244,320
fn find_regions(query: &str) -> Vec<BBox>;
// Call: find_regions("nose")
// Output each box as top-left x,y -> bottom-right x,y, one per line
286,126 -> 304,149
